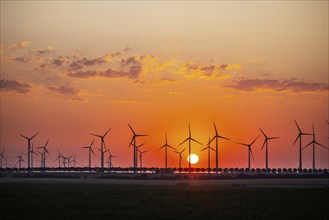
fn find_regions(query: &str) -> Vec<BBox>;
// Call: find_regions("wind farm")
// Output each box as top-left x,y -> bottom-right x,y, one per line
1,1 -> 328,219
0,121 -> 328,175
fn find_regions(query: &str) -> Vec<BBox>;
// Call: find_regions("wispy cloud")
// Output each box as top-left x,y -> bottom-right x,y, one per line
0,79 -> 33,93
68,70 -> 99,78
9,56 -> 31,63
226,77 -> 329,93
10,41 -> 32,49
48,84 -> 85,101
32,46 -> 56,55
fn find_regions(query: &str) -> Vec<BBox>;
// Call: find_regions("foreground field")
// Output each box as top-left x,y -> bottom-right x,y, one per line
1,182 -> 328,219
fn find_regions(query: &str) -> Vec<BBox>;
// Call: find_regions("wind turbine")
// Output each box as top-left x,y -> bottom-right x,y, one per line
179,123 -> 202,172
82,139 -> 95,168
90,128 -> 111,168
137,148 -> 148,169
29,143 -> 38,169
173,148 -> 185,170
38,139 -> 49,168
302,124 -> 328,170
260,128 -> 279,170
201,138 -> 215,173
55,150 -> 63,168
235,135 -> 259,170
106,151 -> 117,169
15,152 -> 25,169
210,122 -> 230,172
72,155 -> 79,168
293,121 -> 312,170
0,148 -> 5,168
128,124 -> 148,173
158,133 -> 176,169
19,132 -> 38,170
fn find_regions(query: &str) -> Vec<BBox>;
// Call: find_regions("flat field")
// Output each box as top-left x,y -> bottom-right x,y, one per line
0,178 -> 328,219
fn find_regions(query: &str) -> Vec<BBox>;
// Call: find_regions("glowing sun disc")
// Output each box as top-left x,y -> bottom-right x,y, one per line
187,154 -> 199,164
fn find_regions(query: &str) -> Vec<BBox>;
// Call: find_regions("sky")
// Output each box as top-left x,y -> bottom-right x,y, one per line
1,1 -> 328,169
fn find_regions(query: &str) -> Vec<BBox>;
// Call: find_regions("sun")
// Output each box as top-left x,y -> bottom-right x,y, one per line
187,154 -> 199,164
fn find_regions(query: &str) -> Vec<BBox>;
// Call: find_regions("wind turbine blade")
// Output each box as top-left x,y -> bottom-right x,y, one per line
136,134 -> 148,137
44,139 -> 49,147
178,138 -> 189,146
31,132 -> 39,140
90,133 -> 102,138
89,139 -> 94,147
293,134 -> 301,146
19,134 -> 29,139
165,133 -> 167,144
157,146 -> 165,151
294,120 -> 301,133
259,128 -> 267,138
315,141 -> 328,150
213,122 -> 218,135
128,124 -> 135,135
181,148 -> 186,153
142,150 -> 149,154
218,135 -> 230,141
128,137 -> 134,148
268,137 -> 279,140
312,123 -> 315,135
168,145 -> 176,151
210,147 -> 216,152
250,148 -> 255,162
302,141 -> 313,150
261,140 -> 266,150
103,128 -> 112,137
235,142 -> 248,146
82,146 -> 89,149
137,143 -> 145,148
191,138 -> 202,145
251,135 -> 260,146
325,119 -> 329,124
210,136 -> 216,143
200,147 -> 208,152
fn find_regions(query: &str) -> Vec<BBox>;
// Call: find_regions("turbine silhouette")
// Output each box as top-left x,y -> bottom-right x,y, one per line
201,138 -> 215,173
260,128 -> 279,170
173,148 -> 186,170
293,121 -> 312,170
90,128 -> 111,169
82,139 -> 95,168
19,132 -> 38,170
210,122 -> 230,172
158,133 -> 176,169
302,124 -> 328,170
235,135 -> 259,169
128,124 -> 148,173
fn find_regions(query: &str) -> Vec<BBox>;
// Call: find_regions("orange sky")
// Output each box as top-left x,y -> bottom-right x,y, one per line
1,1 -> 328,169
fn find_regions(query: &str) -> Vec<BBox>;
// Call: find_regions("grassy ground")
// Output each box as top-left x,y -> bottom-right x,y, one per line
0,183 -> 328,219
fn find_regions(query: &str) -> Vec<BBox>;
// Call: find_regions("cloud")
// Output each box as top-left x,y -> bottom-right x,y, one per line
67,70 -> 99,78
48,84 -> 85,101
68,53 -> 120,70
101,68 -> 140,79
0,79 -> 33,93
51,57 -> 69,67
9,56 -> 31,63
33,47 -> 56,55
10,41 -> 32,49
226,77 -> 329,93
179,62 -> 239,79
